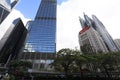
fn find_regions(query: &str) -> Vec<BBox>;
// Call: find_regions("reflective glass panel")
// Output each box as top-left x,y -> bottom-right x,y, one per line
25,0 -> 57,53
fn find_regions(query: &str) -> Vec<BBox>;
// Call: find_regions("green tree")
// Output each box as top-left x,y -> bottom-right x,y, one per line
75,54 -> 88,77
52,48 -> 76,77
100,52 -> 120,78
8,60 -> 32,76
90,52 -> 120,78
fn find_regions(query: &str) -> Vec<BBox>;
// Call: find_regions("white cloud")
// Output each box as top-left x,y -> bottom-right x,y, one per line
10,0 -> 14,3
1,0 -> 119,51
11,9 -> 30,25
56,0 -> 120,51
0,9 -> 30,39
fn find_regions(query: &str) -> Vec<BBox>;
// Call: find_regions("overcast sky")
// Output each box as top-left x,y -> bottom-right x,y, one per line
0,0 -> 120,51
57,0 -> 120,51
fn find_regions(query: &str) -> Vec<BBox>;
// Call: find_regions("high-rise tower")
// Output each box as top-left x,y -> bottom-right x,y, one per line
0,0 -> 19,24
79,14 -> 120,53
0,18 -> 27,66
22,0 -> 57,71
79,26 -> 109,54
27,0 -> 57,53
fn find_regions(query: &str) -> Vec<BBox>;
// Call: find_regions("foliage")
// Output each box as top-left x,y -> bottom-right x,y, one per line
52,48 -> 120,78
51,48 -> 78,77
8,60 -> 32,76
0,67 -> 6,73
9,74 -> 15,80
8,60 -> 32,68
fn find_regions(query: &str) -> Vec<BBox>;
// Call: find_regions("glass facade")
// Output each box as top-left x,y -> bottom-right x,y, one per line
0,18 -> 27,65
0,0 -> 19,24
23,0 -> 57,71
92,15 -> 120,52
0,0 -> 11,24
79,14 -> 120,52
0,7 -> 9,23
0,0 -> 11,10
25,0 -> 57,53
11,0 -> 19,8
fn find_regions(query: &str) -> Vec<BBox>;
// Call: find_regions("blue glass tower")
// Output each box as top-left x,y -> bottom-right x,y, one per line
23,0 -> 57,71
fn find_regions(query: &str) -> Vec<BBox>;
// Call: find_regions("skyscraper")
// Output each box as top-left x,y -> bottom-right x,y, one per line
92,15 -> 120,52
114,39 -> 120,49
79,13 -> 120,53
79,26 -> 109,54
11,0 -> 19,8
0,18 -> 27,66
22,0 -> 57,71
0,0 -> 19,24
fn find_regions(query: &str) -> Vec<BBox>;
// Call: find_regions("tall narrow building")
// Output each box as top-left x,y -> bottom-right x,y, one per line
22,0 -> 57,71
0,0 -> 19,24
92,15 -> 120,52
0,18 -> 27,66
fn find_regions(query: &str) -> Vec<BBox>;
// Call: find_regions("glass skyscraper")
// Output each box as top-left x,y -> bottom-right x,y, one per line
0,0 -> 19,24
79,13 -> 120,52
0,18 -> 27,66
23,0 -> 57,71
0,0 -> 11,24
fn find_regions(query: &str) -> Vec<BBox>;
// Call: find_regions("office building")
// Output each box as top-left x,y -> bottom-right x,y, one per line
79,13 -> 119,53
21,0 -> 57,71
79,26 -> 109,54
114,39 -> 120,50
0,18 -> 27,66
11,0 -> 19,8
92,15 -> 119,52
0,0 -> 19,24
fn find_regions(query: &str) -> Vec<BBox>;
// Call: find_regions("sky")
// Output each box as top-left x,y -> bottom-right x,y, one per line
0,0 -> 120,51
15,0 -> 68,19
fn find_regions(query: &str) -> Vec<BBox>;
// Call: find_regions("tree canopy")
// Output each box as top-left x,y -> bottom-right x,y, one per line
51,48 -> 120,78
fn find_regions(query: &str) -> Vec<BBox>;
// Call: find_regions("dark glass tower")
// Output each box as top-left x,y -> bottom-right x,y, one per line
0,18 -> 27,66
23,0 -> 57,71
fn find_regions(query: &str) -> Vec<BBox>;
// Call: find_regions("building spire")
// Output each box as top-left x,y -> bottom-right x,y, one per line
79,16 -> 85,28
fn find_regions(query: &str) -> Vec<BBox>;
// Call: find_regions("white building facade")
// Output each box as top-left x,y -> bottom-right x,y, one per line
79,26 -> 109,54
